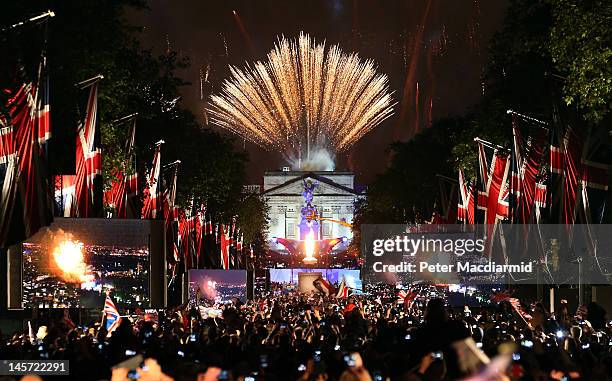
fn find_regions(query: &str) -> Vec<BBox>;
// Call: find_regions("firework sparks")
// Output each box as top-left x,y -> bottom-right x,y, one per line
208,33 -> 395,158
52,239 -> 94,284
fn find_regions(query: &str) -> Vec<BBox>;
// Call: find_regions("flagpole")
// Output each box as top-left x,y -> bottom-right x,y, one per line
112,113 -> 139,126
473,137 -> 510,154
75,74 -> 104,89
1,10 -> 55,32
506,109 -> 549,128
435,174 -> 457,183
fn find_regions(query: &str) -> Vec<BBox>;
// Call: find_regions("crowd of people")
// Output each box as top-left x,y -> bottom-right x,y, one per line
0,284 -> 610,381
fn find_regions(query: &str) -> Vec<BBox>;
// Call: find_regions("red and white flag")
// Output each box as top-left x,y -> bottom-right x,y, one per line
476,141 -> 510,225
74,80 -> 102,217
220,224 -> 231,269
141,142 -> 163,219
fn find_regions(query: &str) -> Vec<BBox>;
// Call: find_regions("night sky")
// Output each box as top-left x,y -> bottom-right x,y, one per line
127,0 -> 508,184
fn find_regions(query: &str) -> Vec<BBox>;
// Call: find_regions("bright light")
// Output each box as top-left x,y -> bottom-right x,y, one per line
303,229 -> 317,263
556,330 -> 565,339
52,239 -> 94,284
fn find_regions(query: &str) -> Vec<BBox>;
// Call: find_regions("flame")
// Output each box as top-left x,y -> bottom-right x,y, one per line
303,229 -> 317,263
52,239 -> 94,284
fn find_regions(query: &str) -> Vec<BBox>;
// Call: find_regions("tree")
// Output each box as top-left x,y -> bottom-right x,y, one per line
549,0 -> 611,123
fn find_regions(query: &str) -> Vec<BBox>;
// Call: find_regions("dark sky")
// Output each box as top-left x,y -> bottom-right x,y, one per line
127,0 -> 508,184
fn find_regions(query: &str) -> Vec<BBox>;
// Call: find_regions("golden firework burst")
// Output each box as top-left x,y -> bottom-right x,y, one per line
208,33 -> 395,156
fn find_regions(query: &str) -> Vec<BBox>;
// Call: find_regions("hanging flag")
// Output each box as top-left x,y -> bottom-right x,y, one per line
1,62 -> 53,248
105,117 -> 138,218
141,141 -> 163,219
203,213 -> 220,269
550,126 -> 609,224
74,78 -> 102,217
160,163 -> 181,276
220,223 -> 231,269
476,141 -> 510,225
104,294 -> 121,335
36,56 -> 51,146
510,117 -> 548,223
458,170 -> 475,224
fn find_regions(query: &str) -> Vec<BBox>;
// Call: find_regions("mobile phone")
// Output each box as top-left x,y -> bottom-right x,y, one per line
432,351 -> 443,359
127,370 -> 140,380
260,354 -> 268,368
521,340 -> 533,348
314,350 -> 321,362
190,334 -> 196,342
344,353 -> 357,367
297,364 -> 306,372
218,370 -> 230,380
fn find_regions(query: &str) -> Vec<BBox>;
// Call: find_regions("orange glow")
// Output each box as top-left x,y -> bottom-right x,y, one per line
52,239 -> 94,284
303,229 -> 317,263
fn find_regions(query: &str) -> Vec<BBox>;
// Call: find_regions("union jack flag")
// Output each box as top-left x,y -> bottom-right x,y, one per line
476,141 -> 510,224
397,289 -> 416,305
510,117 -> 548,223
104,294 -> 121,335
74,79 -> 102,217
104,118 -> 138,218
458,170 -> 475,224
141,142 -> 163,219
336,279 -> 350,298
220,223 -> 231,269
550,126 -> 609,224
1,61 -> 53,247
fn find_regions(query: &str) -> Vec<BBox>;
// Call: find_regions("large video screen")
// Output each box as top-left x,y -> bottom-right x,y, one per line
188,270 -> 247,305
269,268 -> 362,291
22,218 -> 151,309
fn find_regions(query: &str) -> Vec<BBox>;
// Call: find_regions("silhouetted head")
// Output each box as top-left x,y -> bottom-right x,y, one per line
425,298 -> 447,324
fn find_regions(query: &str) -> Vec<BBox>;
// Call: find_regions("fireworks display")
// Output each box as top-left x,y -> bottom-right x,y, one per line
52,239 -> 94,284
208,33 -> 395,161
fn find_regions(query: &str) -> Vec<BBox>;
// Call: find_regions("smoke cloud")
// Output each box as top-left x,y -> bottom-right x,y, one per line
288,147 -> 335,171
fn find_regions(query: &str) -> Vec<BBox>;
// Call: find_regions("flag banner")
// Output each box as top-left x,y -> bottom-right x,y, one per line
104,294 -> 121,335
336,278 -> 351,298
141,143 -> 162,219
105,119 -> 138,218
361,224 -> 612,286
511,117 -> 548,223
36,58 -> 51,145
73,81 -> 102,217
161,164 -> 179,270
458,170 -> 475,224
1,72 -> 53,248
476,142 -> 510,225
313,276 -> 334,296
549,125 -> 610,224
220,224 -> 231,269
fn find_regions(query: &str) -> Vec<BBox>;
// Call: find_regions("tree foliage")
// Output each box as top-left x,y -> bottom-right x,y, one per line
549,0 -> 611,123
